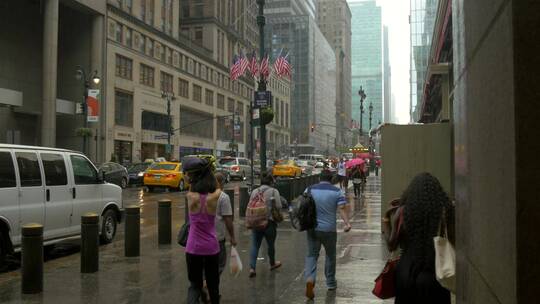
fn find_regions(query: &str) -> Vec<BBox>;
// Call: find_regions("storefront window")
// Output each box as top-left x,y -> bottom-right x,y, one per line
114,140 -> 132,165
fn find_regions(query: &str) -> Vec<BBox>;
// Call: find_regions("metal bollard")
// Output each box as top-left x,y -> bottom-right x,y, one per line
21,223 -> 43,294
124,205 -> 140,257
295,177 -> 302,198
239,186 -> 249,217
81,213 -> 99,273
224,189 -> 235,220
158,200 -> 172,245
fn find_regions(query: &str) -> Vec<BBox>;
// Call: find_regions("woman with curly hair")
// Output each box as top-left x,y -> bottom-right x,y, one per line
395,172 -> 455,304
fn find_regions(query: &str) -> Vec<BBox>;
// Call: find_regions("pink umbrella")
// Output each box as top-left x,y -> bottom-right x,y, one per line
345,158 -> 365,169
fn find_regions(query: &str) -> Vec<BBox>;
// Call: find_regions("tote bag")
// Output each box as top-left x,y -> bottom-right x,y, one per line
434,209 -> 456,292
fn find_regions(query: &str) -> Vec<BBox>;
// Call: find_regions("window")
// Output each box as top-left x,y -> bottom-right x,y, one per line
125,28 -> 132,47
115,54 -> 132,80
125,0 -> 132,12
193,84 -> 202,102
180,106 -> 213,139
285,103 -> 289,128
70,155 -> 98,185
217,94 -> 225,109
115,23 -> 123,43
179,78 -> 189,98
148,39 -> 154,56
148,0 -> 154,25
160,71 -> 173,93
227,98 -> 234,112
166,48 -> 172,64
0,152 -> 16,188
160,45 -> 165,61
140,64 -> 154,87
205,89 -> 214,106
142,111 -> 169,132
138,34 -> 146,52
115,90 -> 133,127
182,5 -> 189,18
141,0 -> 146,21
194,27 -> 203,46
194,4 -> 203,17
41,153 -> 67,186
16,152 -> 42,187
236,101 -> 243,115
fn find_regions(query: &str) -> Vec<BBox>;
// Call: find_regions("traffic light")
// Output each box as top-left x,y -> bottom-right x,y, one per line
310,124 -> 315,133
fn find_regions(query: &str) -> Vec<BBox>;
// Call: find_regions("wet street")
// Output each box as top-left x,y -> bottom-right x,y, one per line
0,177 -> 392,303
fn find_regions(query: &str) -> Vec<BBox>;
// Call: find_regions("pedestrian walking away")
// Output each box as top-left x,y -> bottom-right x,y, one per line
351,166 -> 363,198
392,172 -> 455,304
247,173 -> 283,278
304,169 -> 352,300
183,157 -> 222,304
337,158 -> 347,190
214,172 -> 237,276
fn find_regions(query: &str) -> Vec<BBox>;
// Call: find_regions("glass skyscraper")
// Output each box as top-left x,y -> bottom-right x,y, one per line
349,0 -> 383,133
410,0 -> 439,121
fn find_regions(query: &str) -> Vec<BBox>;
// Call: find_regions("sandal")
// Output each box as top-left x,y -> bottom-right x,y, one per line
249,269 -> 256,278
270,261 -> 282,271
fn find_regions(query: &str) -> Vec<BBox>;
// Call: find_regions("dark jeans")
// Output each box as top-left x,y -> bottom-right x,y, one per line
353,183 -> 361,197
304,230 -> 337,288
218,240 -> 227,276
186,252 -> 220,304
249,221 -> 277,270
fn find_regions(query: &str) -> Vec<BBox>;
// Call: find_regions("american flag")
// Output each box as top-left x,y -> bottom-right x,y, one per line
230,55 -> 241,81
248,51 -> 259,78
260,54 -> 270,79
273,53 -> 291,78
238,52 -> 250,78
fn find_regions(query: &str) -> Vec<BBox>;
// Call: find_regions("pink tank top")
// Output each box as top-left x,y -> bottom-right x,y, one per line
185,194 -> 220,255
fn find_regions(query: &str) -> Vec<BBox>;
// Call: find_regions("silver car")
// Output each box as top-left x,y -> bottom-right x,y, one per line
218,157 -> 252,180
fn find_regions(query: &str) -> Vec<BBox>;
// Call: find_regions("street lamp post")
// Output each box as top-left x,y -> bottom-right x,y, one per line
231,110 -> 239,157
257,0 -> 269,174
161,91 -> 176,161
358,86 -> 366,144
369,102 -> 373,131
76,66 -> 100,156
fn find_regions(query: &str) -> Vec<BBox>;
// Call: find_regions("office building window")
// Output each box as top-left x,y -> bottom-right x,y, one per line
179,78 -> 189,98
217,94 -> 225,109
125,28 -> 132,47
205,89 -> 214,106
115,90 -> 133,127
194,27 -> 203,46
125,0 -> 132,12
193,84 -> 202,102
115,23 -> 123,43
148,0 -> 154,25
141,0 -> 146,21
285,103 -> 289,128
115,54 -> 132,80
160,71 -> 173,93
180,106 -> 213,139
142,110 -> 169,132
227,98 -> 234,113
140,64 -> 154,87
236,101 -> 243,115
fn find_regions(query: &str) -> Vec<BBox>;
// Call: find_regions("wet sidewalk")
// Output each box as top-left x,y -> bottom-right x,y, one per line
0,176 -> 391,304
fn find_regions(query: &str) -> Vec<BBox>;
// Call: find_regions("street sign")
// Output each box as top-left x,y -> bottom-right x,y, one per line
154,135 -> 168,140
165,144 -> 172,154
253,91 -> 272,108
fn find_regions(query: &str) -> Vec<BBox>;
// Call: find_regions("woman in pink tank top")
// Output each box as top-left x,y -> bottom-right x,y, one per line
183,157 -> 221,304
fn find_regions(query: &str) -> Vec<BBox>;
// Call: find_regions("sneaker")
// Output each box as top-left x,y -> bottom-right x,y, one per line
306,280 -> 315,300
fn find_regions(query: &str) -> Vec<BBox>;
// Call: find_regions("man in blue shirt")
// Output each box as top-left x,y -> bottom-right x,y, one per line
304,170 -> 352,300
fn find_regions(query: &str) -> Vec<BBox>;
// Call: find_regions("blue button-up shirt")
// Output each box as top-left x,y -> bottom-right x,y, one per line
307,181 -> 347,232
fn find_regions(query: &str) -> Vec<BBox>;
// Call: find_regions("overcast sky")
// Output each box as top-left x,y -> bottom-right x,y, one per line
348,0 -> 411,123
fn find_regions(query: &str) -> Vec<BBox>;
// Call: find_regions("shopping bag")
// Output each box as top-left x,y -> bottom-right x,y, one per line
372,256 -> 399,299
229,246 -> 243,277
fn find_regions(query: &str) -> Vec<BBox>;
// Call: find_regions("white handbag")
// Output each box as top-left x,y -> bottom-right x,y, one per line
434,209 -> 456,293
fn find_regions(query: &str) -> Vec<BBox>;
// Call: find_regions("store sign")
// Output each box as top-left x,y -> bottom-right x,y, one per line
193,141 -> 204,147
115,131 -> 133,141
87,89 -> 100,122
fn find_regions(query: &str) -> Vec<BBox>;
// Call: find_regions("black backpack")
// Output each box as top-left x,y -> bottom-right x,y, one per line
295,187 -> 317,231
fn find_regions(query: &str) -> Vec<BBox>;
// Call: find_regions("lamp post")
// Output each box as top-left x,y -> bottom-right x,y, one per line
369,102 -> 373,131
358,86 -> 366,144
256,0 -> 269,174
161,91 -> 176,161
76,66 -> 100,156
231,110 -> 239,157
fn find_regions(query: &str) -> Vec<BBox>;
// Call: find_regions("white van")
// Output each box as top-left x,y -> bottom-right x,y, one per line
0,144 -> 123,264
297,154 -> 325,165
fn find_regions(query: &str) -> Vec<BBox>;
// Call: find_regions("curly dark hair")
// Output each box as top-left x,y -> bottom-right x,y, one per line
401,172 -> 454,275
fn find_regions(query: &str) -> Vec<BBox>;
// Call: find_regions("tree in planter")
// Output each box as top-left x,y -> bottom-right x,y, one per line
75,127 -> 93,138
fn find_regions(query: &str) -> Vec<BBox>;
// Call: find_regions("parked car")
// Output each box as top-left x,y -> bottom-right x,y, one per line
0,144 -> 124,268
99,162 -> 129,189
272,159 -> 303,177
127,162 -> 152,186
218,157 -> 252,180
312,161 -> 325,175
296,160 -> 314,175
143,162 -> 188,192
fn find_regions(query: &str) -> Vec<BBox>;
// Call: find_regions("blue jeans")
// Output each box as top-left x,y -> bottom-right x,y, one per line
249,221 -> 277,270
304,230 -> 337,288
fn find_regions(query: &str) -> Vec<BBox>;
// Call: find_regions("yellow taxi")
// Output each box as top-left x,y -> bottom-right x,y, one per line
272,159 -> 303,177
143,162 -> 188,192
